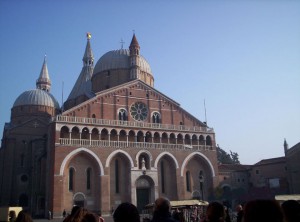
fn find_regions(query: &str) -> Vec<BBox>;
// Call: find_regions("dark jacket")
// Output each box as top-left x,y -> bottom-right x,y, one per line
151,212 -> 179,222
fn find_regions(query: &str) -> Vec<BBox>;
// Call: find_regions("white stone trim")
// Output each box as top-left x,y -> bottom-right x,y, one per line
73,192 -> 86,200
154,151 -> 179,169
180,152 -> 215,177
59,147 -> 104,176
105,149 -> 135,168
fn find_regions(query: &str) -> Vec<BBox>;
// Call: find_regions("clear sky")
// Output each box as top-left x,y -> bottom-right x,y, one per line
0,0 -> 299,165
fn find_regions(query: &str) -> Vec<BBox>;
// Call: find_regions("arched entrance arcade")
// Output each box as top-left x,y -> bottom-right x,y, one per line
181,152 -> 216,200
58,148 -> 104,212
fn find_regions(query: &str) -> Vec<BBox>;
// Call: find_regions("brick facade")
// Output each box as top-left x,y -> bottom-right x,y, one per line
0,34 -> 219,218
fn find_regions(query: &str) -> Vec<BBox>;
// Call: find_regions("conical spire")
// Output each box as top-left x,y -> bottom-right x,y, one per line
284,138 -> 289,153
64,33 -> 95,110
129,33 -> 140,56
130,34 -> 140,48
129,33 -> 141,80
36,55 -> 51,92
83,32 -> 94,67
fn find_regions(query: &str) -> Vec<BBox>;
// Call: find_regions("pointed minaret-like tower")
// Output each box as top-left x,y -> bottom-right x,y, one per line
64,33 -> 95,110
284,138 -> 289,153
83,32 -> 94,69
36,55 -> 51,92
129,33 -> 140,80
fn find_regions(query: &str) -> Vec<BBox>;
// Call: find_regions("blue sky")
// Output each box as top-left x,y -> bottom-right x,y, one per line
0,0 -> 299,164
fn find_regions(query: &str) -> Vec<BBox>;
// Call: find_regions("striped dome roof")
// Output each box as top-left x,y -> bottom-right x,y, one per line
93,49 -> 152,74
13,89 -> 59,109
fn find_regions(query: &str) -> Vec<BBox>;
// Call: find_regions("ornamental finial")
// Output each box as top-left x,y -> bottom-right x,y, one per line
87,32 -> 91,40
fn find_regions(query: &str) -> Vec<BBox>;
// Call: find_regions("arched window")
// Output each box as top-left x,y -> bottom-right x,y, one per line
115,159 -> 119,193
206,135 -> 212,146
101,129 -> 109,140
82,127 -> 89,140
192,135 -> 198,145
177,134 -> 183,144
145,131 -> 152,143
137,131 -> 144,142
184,134 -> 191,145
60,126 -> 69,138
118,108 -> 127,121
71,127 -> 80,139
161,161 -> 165,193
91,128 -> 99,140
153,132 -> 160,143
69,168 -> 74,191
86,168 -> 91,190
152,112 -> 161,123
119,130 -> 127,141
110,129 -> 118,141
186,171 -> 191,192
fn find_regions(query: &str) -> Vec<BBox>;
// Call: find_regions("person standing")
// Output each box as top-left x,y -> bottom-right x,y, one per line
151,197 -> 178,222
236,205 -> 243,222
98,212 -> 105,222
63,209 -> 67,218
205,202 -> 226,222
113,202 -> 140,222
15,211 -> 33,222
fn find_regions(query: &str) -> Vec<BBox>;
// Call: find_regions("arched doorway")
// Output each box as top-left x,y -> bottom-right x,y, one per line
74,193 -> 85,207
136,176 -> 154,212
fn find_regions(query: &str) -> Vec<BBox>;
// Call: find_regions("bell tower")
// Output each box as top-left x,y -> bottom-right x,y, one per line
129,33 -> 140,80
36,55 -> 51,92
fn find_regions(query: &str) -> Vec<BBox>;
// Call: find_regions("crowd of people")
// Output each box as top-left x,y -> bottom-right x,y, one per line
199,199 -> 300,222
8,197 -> 300,222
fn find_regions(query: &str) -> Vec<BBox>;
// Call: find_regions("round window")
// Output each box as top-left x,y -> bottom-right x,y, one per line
130,102 -> 148,121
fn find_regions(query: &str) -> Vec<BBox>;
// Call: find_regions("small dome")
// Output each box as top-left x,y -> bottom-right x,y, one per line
13,89 -> 60,109
93,49 -> 152,74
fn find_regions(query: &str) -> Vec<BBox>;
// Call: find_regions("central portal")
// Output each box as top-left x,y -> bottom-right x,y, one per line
136,176 -> 154,212
136,188 -> 150,212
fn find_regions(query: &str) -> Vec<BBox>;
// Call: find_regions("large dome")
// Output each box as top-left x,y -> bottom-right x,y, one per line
13,89 -> 60,109
93,49 -> 152,74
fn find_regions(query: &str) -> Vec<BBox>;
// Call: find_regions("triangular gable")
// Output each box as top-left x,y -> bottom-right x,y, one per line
62,79 -> 207,127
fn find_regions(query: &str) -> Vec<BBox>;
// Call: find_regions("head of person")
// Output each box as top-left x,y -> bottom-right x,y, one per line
70,207 -> 89,222
236,204 -> 242,212
113,202 -> 140,222
153,197 -> 171,216
281,200 -> 300,222
243,199 -> 284,222
71,206 -> 81,216
9,211 -> 16,219
15,211 -> 33,222
206,202 -> 225,222
81,212 -> 98,222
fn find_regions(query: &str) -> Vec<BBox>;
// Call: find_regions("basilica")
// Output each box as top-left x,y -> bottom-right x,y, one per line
0,34 -> 219,217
